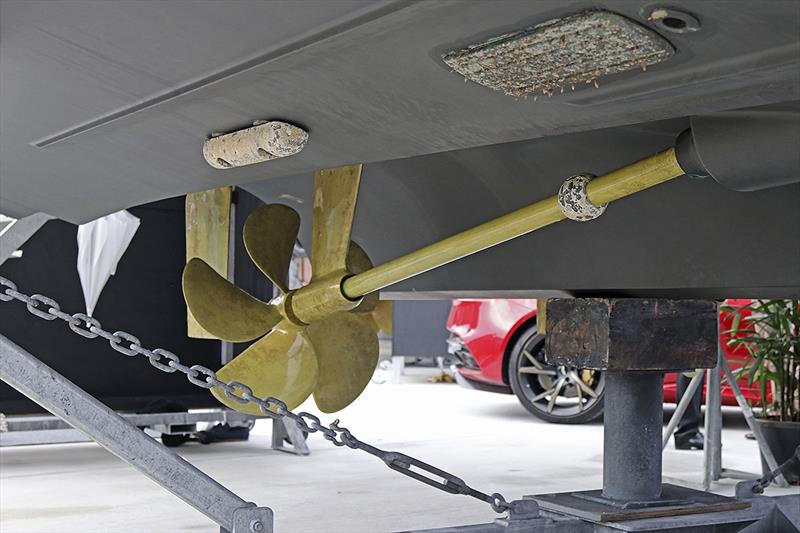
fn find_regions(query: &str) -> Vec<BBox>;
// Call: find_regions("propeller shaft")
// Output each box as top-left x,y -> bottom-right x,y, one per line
339,148 -> 684,299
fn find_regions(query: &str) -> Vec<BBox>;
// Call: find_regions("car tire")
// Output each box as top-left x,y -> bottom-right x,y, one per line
508,325 -> 605,424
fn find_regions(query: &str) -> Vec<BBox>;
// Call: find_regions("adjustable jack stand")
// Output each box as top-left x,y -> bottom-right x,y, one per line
0,334 -> 273,533
530,372 -> 754,530
528,299 -> 781,531
414,299 -> 796,533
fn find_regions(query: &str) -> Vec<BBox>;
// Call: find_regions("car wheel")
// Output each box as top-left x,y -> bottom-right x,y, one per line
508,326 -> 605,424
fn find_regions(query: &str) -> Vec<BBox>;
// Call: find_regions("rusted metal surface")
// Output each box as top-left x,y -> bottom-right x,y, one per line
545,298 -> 718,371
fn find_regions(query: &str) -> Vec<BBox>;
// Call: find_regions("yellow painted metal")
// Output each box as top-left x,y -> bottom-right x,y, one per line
342,149 -> 684,298
243,204 -> 300,294
306,312 -> 379,413
347,241 -> 379,313
311,164 -> 362,278
182,258 -> 281,342
342,196 -> 563,298
287,241 -> 374,323
290,271 -> 359,324
211,321 -> 318,414
586,148 -> 682,205
185,187 -> 231,338
370,300 -> 393,335
536,298 -> 547,335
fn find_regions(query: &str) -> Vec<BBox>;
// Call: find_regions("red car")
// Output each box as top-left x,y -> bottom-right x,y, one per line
446,298 -> 759,424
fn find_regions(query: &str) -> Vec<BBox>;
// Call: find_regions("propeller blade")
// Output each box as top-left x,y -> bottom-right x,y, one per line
347,241 -> 378,313
211,321 -> 318,415
183,258 -> 281,342
370,300 -> 393,335
307,312 -> 379,413
311,164 -> 362,278
243,204 -> 300,294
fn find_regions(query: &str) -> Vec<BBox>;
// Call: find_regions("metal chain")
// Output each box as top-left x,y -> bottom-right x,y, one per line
0,276 -> 511,514
754,445 -> 800,493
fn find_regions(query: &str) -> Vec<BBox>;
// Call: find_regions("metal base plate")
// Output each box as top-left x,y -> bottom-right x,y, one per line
528,484 -> 751,523
571,490 -> 688,510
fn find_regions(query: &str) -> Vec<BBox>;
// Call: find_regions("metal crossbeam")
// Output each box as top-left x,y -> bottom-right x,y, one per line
0,334 -> 273,533
4,410 -> 256,432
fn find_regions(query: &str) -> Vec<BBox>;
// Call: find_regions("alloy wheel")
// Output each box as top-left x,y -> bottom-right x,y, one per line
515,334 -> 605,420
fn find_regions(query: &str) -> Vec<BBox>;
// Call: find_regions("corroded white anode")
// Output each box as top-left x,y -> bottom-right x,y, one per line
203,121 -> 309,169
557,174 -> 607,221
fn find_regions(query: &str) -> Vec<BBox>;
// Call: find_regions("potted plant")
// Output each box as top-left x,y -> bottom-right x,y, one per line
722,299 -> 800,484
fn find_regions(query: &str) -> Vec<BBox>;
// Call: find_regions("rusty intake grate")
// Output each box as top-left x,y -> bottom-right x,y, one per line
443,10 -> 674,99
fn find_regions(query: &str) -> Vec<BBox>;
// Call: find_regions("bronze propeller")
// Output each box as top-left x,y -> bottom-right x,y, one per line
183,165 -> 382,414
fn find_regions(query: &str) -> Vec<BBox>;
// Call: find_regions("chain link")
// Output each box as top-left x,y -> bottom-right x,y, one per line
0,276 -> 511,514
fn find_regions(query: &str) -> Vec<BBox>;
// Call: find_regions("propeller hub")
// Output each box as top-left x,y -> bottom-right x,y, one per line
289,271 -> 361,324
268,292 -> 305,327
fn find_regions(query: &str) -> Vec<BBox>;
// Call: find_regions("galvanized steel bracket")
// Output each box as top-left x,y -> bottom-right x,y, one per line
229,505 -> 274,533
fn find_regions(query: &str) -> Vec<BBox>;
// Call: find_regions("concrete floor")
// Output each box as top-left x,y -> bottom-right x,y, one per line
1,368 -> 796,532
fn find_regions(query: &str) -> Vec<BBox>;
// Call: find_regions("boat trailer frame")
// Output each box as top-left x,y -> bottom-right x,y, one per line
0,334 -> 273,533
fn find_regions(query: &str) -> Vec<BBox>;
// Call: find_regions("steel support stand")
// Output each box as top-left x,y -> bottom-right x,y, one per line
719,355 -> 789,488
0,334 -> 273,533
703,352 -> 723,490
271,417 -> 310,455
603,371 -> 664,502
700,349 -> 789,489
662,370 -> 706,450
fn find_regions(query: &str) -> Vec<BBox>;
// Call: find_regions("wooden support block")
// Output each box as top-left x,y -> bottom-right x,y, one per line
545,298 -> 718,371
